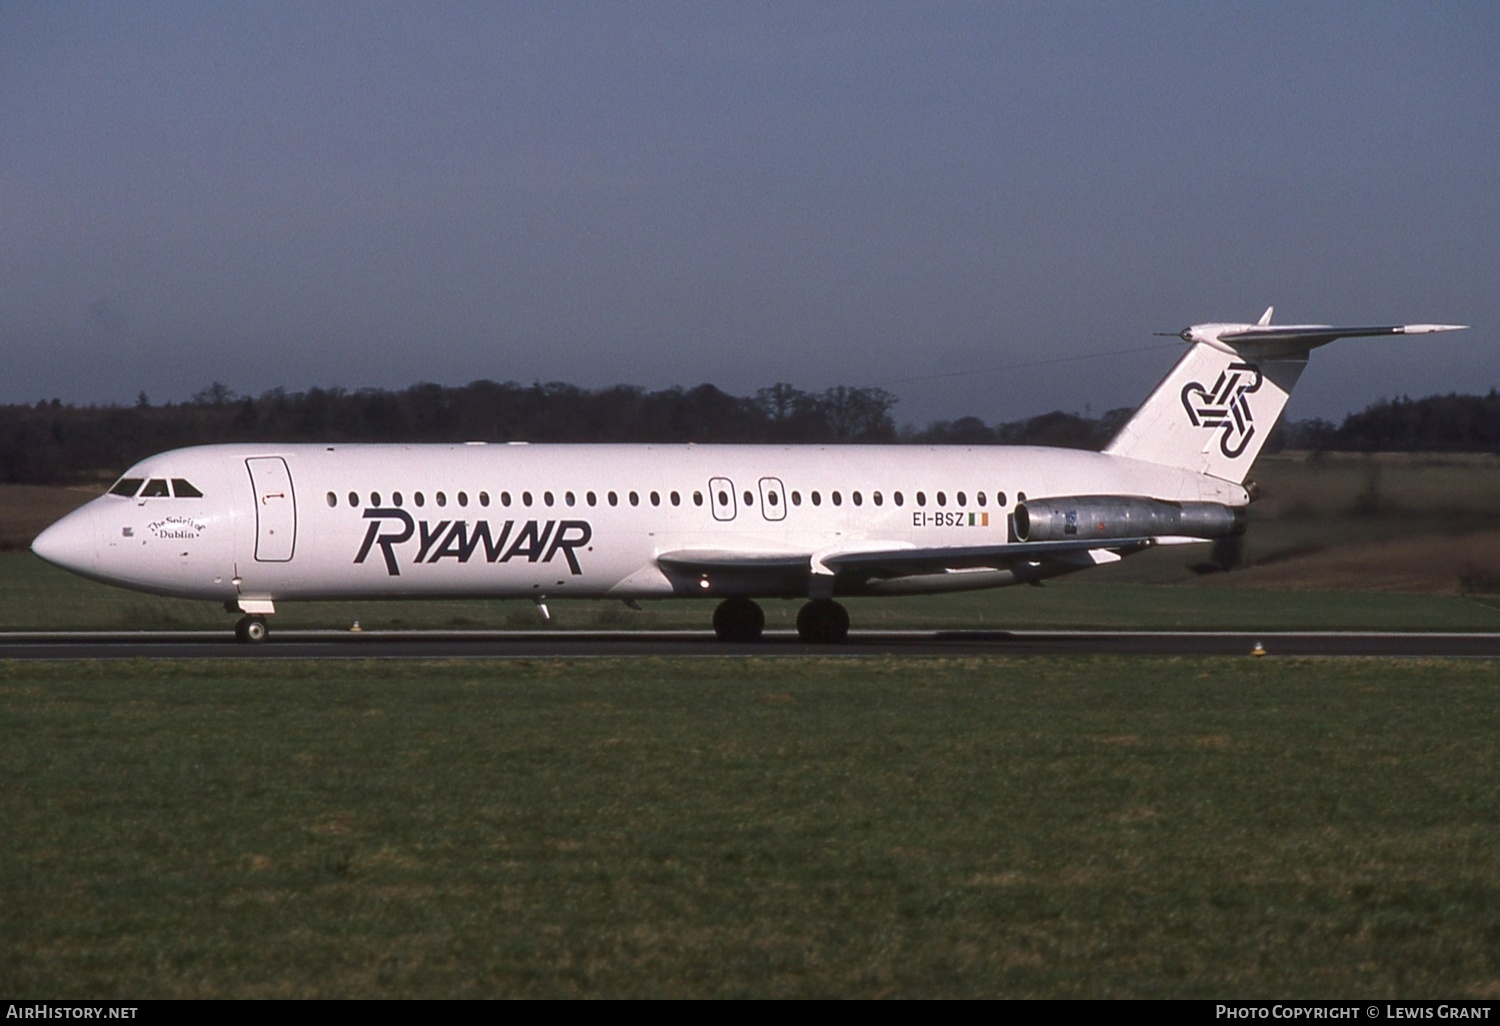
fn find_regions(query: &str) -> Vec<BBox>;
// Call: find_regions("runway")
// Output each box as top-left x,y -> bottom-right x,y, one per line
5,628 -> 1500,659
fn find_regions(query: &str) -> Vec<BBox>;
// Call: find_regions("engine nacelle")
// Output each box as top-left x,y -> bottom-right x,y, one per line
1013,495 -> 1246,543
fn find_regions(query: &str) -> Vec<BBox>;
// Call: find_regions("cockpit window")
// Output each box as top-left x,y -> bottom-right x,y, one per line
140,479 -> 170,498
171,479 -> 203,498
109,477 -> 144,498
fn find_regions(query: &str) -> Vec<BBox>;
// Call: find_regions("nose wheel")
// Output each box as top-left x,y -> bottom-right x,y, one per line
234,615 -> 269,644
796,599 -> 849,644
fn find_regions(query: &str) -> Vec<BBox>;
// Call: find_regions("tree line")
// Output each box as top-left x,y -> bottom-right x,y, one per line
1,380 -> 1497,485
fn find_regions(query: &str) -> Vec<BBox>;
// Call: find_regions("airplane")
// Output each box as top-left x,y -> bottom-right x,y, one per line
30,309 -> 1467,644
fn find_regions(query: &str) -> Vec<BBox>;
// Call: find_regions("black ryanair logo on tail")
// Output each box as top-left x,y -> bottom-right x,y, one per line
1181,362 -> 1263,458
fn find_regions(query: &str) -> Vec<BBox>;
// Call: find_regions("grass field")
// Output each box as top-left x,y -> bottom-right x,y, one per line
4,656 -> 1500,998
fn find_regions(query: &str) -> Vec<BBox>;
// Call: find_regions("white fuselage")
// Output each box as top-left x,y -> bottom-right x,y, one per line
34,442 -> 1246,606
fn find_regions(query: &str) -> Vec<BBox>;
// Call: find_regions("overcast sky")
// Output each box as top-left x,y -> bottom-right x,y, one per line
3,1 -> 1495,427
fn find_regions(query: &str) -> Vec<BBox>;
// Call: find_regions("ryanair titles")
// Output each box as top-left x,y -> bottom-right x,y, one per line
354,509 -> 592,576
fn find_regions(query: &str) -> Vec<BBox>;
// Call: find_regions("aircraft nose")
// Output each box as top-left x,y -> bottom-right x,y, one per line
31,505 -> 99,575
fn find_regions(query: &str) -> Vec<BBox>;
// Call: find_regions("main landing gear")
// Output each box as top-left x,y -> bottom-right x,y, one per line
234,615 -> 269,644
711,597 -> 850,645
712,597 -> 765,642
795,599 -> 849,645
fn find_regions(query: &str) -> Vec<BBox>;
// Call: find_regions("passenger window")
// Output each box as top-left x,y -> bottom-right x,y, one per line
502,492 -> 513,507
172,479 -> 203,498
977,492 -> 986,507
109,477 -> 144,498
996,491 -> 1007,507
957,491 -> 966,506
894,492 -> 904,506
852,492 -> 862,506
392,492 -> 404,507
522,492 -> 532,506
694,491 -> 704,506
480,492 -> 490,507
326,492 -> 337,508
832,491 -> 842,506
565,491 -> 576,506
937,491 -> 947,506
790,491 -> 801,506
767,492 -> 778,506
348,492 -> 358,507
587,492 -> 597,506
371,492 -> 382,506
743,491 -> 754,506
437,492 -> 448,507
873,491 -> 883,506
651,491 -> 661,506
916,491 -> 926,507
458,492 -> 469,507
811,491 -> 821,506
608,491 -> 619,506
629,492 -> 639,506
141,479 -> 170,498
543,492 -> 554,506
717,490 -> 729,506
670,491 -> 681,506
415,492 -> 426,507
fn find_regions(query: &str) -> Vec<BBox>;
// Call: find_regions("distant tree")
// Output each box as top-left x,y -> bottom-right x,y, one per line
814,386 -> 898,441
9,378 -> 1500,487
1335,392 -> 1500,451
993,410 -> 1096,449
755,383 -> 808,422
193,381 -> 235,407
914,416 -> 996,444
1272,417 -> 1339,452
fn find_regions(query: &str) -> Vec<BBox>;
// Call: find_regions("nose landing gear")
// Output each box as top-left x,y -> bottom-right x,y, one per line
234,615 -> 269,644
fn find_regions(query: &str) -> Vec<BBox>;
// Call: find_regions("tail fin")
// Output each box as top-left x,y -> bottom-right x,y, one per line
1103,342 -> 1304,483
1104,312 -> 1466,483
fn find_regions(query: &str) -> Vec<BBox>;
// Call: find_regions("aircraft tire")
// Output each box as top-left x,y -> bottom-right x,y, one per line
796,599 -> 849,644
712,598 -> 765,642
235,615 -> 269,644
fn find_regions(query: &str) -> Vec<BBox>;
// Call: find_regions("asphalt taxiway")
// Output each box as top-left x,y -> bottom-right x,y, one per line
4,629 -> 1500,659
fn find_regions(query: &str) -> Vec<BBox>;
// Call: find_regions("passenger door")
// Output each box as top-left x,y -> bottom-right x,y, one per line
245,457 -> 297,561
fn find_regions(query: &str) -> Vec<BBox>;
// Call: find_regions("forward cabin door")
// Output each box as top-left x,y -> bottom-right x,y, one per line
246,457 -> 297,562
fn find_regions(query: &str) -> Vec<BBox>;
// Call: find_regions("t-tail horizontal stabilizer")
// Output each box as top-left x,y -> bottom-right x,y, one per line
1177,308 -> 1468,356
1112,309 -> 1467,483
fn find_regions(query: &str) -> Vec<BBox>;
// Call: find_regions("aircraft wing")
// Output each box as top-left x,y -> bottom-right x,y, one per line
819,537 -> 1155,577
658,537 -> 1156,583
